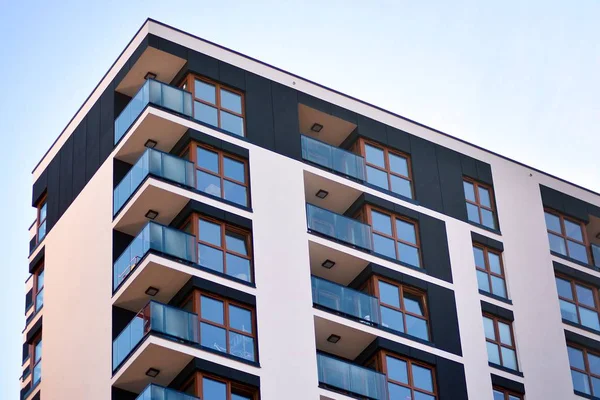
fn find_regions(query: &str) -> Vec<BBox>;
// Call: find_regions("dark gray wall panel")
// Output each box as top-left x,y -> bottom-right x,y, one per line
428,284 -> 462,355
46,156 -> 60,231
31,169 -> 47,207
357,115 -> 387,144
58,136 -> 74,217
85,101 -> 101,181
541,185 -> 600,222
72,123 -> 87,196
419,214 -> 453,282
272,83 -> 300,159
245,73 -> 275,149
219,61 -> 246,90
436,146 -> 467,221
386,126 -> 411,154
410,136 -> 443,212
187,51 -> 219,80
436,357 -> 468,400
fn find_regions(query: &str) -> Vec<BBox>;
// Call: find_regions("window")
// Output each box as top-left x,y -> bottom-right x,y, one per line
180,372 -> 257,400
182,75 -> 245,137
362,276 -> 429,341
30,334 -> 42,385
36,196 -> 47,243
33,266 -> 44,312
544,210 -> 589,264
363,205 -> 421,268
483,314 -> 518,371
473,245 -> 507,298
493,387 -> 522,400
555,275 -> 600,331
357,139 -> 414,199
184,290 -> 256,362
185,142 -> 249,207
567,344 -> 600,396
463,178 -> 497,229
369,351 -> 437,399
187,215 -> 253,283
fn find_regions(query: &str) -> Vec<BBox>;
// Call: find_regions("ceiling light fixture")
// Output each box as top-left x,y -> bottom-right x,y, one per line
145,287 -> 159,296
327,334 -> 341,344
144,139 -> 158,149
321,259 -> 336,269
144,72 -> 157,80
316,189 -> 329,199
311,123 -> 324,133
145,368 -> 160,378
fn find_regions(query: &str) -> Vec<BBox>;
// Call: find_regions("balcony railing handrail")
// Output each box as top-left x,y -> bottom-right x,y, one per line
300,135 -> 366,181
114,146 -> 191,187
300,134 -> 365,160
306,203 -> 373,250
306,203 -> 371,230
135,383 -> 201,400
317,351 -> 385,375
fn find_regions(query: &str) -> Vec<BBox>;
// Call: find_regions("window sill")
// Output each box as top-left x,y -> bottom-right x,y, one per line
488,362 -> 523,377
479,290 -> 513,305
467,220 -> 501,236
574,390 -> 600,399
551,251 -> 599,272
563,319 -> 600,336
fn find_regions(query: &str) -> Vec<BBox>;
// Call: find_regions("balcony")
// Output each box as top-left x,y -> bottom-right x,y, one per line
301,135 -> 365,181
113,222 -> 196,291
114,148 -> 195,215
312,276 -> 379,325
115,79 -> 193,145
306,203 -> 372,251
135,384 -> 199,400
317,352 -> 387,400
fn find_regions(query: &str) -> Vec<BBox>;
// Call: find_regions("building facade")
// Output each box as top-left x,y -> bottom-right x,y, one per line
20,19 -> 600,400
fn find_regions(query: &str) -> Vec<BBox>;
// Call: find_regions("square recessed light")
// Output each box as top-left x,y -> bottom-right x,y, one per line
145,210 -> 159,220
321,259 -> 335,269
316,189 -> 329,199
144,72 -> 157,80
145,368 -> 160,378
144,139 -> 158,149
311,123 -> 324,133
327,334 -> 341,344
145,286 -> 159,296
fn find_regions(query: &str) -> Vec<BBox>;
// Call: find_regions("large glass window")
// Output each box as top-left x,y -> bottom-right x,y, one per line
37,196 -> 47,243
567,344 -> 600,397
544,210 -> 589,264
185,142 -> 249,207
182,75 -> 245,137
555,275 -> 600,331
493,387 -> 522,400
472,245 -> 507,298
31,334 -> 42,385
368,351 -> 437,399
180,372 -> 256,400
463,178 -> 497,229
483,314 -> 518,371
363,205 -> 421,268
34,266 -> 44,312
358,139 -> 414,199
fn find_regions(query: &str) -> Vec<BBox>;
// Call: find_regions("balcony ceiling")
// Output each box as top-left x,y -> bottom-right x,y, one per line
304,170 -> 361,215
299,104 -> 357,147
314,314 -> 373,360
309,240 -> 369,286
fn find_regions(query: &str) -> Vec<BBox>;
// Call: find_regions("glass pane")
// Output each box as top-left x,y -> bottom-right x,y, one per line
199,219 -> 221,246
378,281 -> 400,307
486,342 -> 500,364
545,212 -> 562,233
371,211 -> 392,235
380,306 -> 404,333
568,346 -> 585,369
406,315 -> 429,340
568,241 -> 589,263
232,395 -> 252,400
508,396 -> 520,400
224,181 -> 248,206
34,340 -> 42,362
483,317 -> 495,340
389,153 -> 409,176
481,209 -> 496,229
201,296 -> 224,324
229,305 -> 252,333
404,294 -> 424,316
220,89 -> 242,113
478,186 -> 492,207
498,322 -> 512,345
463,181 -> 476,202
488,252 -> 502,274
576,285 -> 596,307
473,247 -> 485,268
580,308 -> 600,331
467,203 -> 480,224
559,300 -> 578,323
477,270 -> 491,292
40,203 -> 47,221
493,390 -> 504,400
197,147 -> 219,173
38,221 -> 46,241
194,101 -> 218,127
390,175 -> 412,198
197,171 -> 222,198
226,231 -> 248,255
491,276 -> 507,298
414,391 -> 435,400
565,219 -> 584,241
412,364 -> 433,391
229,332 -> 255,361
556,277 -> 573,299
198,244 -> 224,273
200,323 -> 227,353
37,270 -> 45,290
365,144 -> 385,168
501,348 -> 517,370
203,378 -> 227,400
388,383 -> 411,399
589,353 -> 600,375
221,112 -> 244,136
395,219 -> 416,244
226,253 -> 251,282
373,234 -> 396,259
398,242 -> 420,268
593,377 -> 600,397
571,370 -> 591,394
223,157 -> 245,182
366,166 -> 389,190
195,80 -> 216,104
548,233 -> 567,255
386,356 -> 408,384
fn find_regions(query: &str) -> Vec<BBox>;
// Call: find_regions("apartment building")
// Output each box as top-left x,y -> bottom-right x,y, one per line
20,18 -> 600,400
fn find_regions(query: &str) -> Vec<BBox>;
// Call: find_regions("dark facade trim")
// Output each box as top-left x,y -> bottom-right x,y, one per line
170,276 -> 256,308
25,317 -> 43,343
540,185 -> 600,223
491,373 -> 525,393
170,200 -> 252,231
171,128 -> 250,159
565,330 -> 600,352
28,247 -> 44,274
169,358 -> 260,390
471,231 -> 504,251
553,261 -> 600,287
481,300 -> 514,321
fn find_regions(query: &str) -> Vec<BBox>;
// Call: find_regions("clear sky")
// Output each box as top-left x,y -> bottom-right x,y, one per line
0,0 -> 598,397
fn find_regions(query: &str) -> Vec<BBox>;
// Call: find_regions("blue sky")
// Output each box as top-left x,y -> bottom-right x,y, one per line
0,0 -> 598,397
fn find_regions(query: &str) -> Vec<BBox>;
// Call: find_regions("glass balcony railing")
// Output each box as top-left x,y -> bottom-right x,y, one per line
35,288 -> 44,312
317,352 -> 387,400
311,276 -> 380,325
136,384 -> 200,400
301,135 -> 366,181
592,244 -> 600,268
113,148 -> 195,215
112,301 -> 199,370
306,203 -> 373,251
115,79 -> 193,145
113,222 -> 197,291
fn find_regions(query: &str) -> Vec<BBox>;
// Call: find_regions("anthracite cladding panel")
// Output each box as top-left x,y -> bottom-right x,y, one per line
244,73 -> 275,149
541,184 -> 600,223
58,135 -> 74,217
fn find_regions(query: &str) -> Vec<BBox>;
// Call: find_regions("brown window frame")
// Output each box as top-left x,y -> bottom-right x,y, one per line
355,138 -> 414,199
30,332 -> 42,384
182,141 -> 250,206
33,263 -> 44,312
368,349 -> 437,399
180,74 -> 246,136
36,194 -> 47,244
182,213 -> 254,283
483,313 -> 518,370
473,244 -> 508,298
544,208 -> 590,263
463,177 -> 497,229
181,289 -> 257,362
556,274 -> 600,327
493,387 -> 523,400
567,342 -> 600,397
179,371 -> 258,400
360,204 -> 422,267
